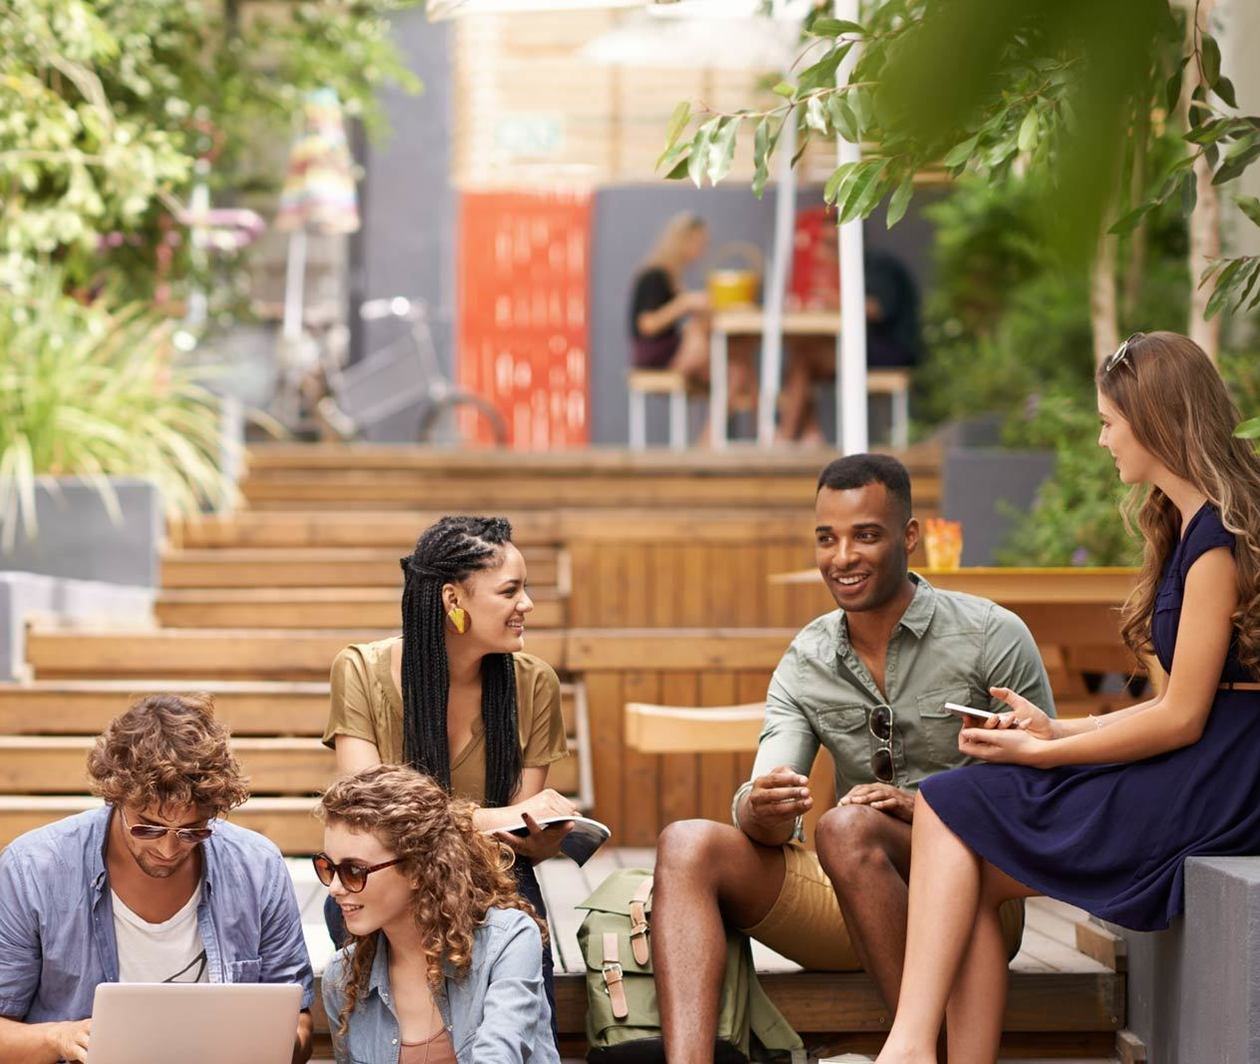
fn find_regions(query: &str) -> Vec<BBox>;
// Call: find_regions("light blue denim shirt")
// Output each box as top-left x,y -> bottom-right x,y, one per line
0,806 -> 314,1022
322,907 -> 559,1064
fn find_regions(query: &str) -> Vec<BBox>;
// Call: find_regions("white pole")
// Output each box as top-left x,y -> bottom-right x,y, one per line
835,0 -> 867,454
282,228 -> 308,345
757,107 -> 798,446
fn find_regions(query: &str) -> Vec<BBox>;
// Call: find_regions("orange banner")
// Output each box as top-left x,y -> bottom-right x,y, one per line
457,190 -> 591,448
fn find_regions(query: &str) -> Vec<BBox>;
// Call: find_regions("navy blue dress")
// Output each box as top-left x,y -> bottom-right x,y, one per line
920,504 -> 1260,931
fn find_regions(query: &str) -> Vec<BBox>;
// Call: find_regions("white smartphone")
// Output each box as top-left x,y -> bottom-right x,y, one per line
943,701 -> 1001,722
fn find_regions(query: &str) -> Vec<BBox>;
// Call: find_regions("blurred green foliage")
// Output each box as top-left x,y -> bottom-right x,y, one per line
0,0 -> 419,296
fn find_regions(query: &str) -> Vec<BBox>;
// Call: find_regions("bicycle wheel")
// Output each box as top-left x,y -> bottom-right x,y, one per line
417,392 -> 508,446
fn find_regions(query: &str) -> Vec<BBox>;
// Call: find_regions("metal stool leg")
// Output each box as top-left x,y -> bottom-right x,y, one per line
629,388 -> 646,450
668,386 -> 687,451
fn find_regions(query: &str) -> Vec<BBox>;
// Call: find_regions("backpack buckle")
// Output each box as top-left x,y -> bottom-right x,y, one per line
601,960 -> 624,987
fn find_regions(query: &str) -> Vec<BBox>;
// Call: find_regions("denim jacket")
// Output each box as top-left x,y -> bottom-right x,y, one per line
322,908 -> 559,1064
0,806 -> 314,1022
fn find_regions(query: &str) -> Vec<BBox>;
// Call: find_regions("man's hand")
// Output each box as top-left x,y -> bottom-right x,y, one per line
742,766 -> 812,834
47,1018 -> 91,1063
838,783 -> 915,823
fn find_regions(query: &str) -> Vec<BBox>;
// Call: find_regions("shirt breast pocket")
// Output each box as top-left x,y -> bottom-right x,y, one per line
813,702 -> 871,782
227,957 -> 262,983
915,686 -> 973,768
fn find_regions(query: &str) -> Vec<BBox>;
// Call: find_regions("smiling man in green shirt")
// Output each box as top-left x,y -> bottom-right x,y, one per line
652,454 -> 1055,1062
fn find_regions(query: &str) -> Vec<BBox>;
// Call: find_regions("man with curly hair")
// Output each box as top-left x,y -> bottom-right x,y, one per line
0,692 -> 315,1064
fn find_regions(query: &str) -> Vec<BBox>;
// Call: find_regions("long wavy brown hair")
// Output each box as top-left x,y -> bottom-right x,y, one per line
1097,331 -> 1260,675
317,765 -> 544,1036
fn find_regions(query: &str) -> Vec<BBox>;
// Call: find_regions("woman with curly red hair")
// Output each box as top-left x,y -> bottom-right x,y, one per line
317,764 -> 558,1064
875,331 -> 1260,1064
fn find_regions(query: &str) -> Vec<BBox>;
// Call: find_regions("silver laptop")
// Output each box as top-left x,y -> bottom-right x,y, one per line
88,982 -> 303,1064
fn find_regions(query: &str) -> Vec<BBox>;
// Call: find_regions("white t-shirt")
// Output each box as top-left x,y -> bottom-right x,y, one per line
112,883 -> 209,984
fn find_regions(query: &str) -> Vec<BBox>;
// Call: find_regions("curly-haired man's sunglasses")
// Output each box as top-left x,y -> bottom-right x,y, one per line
119,807 -> 215,844
312,852 -> 404,893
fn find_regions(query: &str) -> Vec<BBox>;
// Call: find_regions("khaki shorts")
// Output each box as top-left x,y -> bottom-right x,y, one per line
737,843 -> 1025,972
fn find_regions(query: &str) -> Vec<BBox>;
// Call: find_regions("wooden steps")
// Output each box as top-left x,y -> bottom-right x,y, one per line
0,681 -> 328,735
173,510 -> 563,550
0,796 -> 323,854
237,443 -> 943,511
0,735 -> 580,799
0,679 -> 580,737
161,547 -> 561,589
24,627 -> 567,680
155,587 -> 566,629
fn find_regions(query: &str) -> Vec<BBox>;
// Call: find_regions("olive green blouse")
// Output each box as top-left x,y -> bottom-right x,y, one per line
322,637 -> 569,803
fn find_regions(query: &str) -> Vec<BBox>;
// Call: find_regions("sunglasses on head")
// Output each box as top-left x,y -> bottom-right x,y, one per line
119,807 -> 215,844
1102,332 -> 1146,376
868,704 -> 895,784
312,852 -> 405,894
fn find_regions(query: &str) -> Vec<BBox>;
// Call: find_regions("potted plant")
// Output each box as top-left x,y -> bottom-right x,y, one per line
0,273 -> 231,588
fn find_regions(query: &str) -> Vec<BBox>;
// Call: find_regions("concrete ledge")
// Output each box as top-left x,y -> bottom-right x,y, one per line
0,574 -> 154,681
1119,856 -> 1260,1063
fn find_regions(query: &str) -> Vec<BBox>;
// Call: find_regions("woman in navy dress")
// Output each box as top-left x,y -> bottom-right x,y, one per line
876,331 -> 1260,1064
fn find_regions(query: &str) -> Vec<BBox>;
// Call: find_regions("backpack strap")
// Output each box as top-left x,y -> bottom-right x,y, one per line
601,932 -> 629,1020
628,876 -> 653,966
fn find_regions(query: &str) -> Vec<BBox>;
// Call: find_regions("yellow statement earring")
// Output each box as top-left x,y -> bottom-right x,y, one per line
446,606 -> 468,634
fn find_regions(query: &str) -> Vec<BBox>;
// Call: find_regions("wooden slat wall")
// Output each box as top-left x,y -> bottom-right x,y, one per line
570,540 -> 820,627
450,11 -> 841,188
584,665 -> 773,847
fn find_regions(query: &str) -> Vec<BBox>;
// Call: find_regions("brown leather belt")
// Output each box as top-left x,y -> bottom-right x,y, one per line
1219,681 -> 1260,690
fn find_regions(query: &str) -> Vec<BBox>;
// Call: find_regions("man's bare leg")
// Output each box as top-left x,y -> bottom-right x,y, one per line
653,819 -> 788,1064
814,804 -> 913,1014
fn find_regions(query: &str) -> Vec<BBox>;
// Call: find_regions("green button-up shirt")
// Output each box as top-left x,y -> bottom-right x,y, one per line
733,574 -> 1055,821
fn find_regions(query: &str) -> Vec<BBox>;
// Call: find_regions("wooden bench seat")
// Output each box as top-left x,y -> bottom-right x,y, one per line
172,511 -> 563,550
23,627 -> 567,681
161,547 -> 561,590
155,586 -> 566,630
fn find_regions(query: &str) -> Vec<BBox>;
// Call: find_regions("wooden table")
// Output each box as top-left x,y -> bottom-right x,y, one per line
709,307 -> 841,448
709,307 -> 912,448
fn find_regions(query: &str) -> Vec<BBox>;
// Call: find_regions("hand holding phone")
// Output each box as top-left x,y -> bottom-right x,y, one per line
943,701 -> 1002,724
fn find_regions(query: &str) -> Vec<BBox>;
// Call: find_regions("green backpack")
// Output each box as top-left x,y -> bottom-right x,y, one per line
576,868 -> 805,1064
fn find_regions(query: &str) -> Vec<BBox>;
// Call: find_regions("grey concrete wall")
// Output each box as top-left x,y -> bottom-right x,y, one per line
0,479 -> 163,588
588,183 -> 943,446
1121,856 -> 1260,1063
350,9 -> 456,442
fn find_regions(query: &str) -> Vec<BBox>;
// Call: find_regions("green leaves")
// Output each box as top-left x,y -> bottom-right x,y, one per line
1214,134 -> 1260,186
823,158 -> 889,225
809,18 -> 863,38
1201,256 -> 1260,320
1237,195 -> 1260,229
1236,417 -> 1260,440
1016,110 -> 1038,153
885,175 -> 914,228
942,133 -> 980,169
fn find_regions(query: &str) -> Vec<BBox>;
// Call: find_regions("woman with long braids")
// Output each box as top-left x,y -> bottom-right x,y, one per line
318,764 -> 559,1063
322,516 -> 574,1036
874,332 -> 1260,1064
